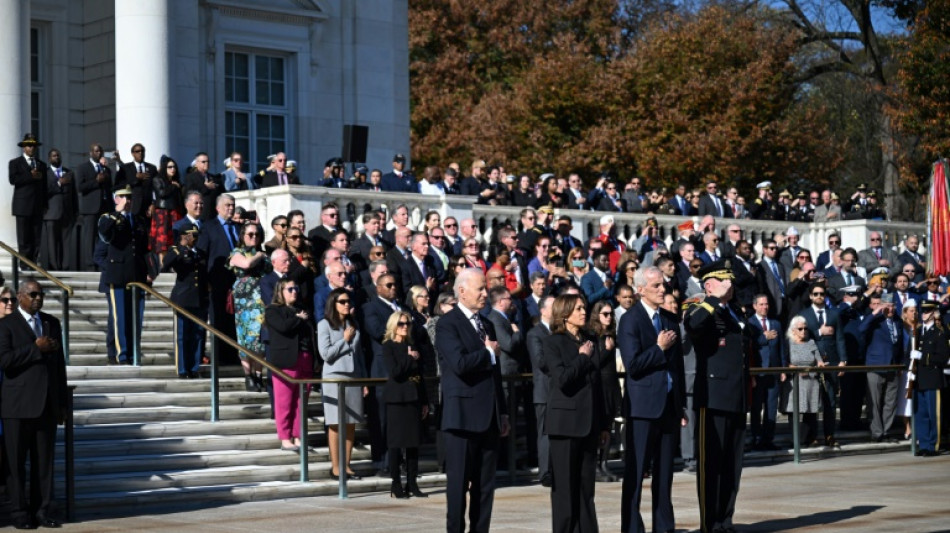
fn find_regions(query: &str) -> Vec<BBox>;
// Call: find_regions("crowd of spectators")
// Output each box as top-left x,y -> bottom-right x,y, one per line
5,136 -> 948,503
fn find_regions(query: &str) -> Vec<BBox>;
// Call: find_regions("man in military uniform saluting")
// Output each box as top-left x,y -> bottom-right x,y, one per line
685,259 -> 750,533
98,185 -> 149,365
747,181 -> 771,220
162,224 -> 208,379
910,301 -> 949,456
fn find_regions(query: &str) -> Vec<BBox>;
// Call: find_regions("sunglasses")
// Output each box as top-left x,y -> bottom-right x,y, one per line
337,299 -> 351,305
795,327 -> 805,331
445,223 -> 457,228
600,312 -> 612,317
276,223 -> 288,228
812,292 -> 825,297
465,244 -> 479,248
287,235 -> 301,240
383,283 -> 396,288
284,286 -> 299,293
245,233 -> 259,237
0,297 -> 13,304
397,321 -> 409,327
326,213 -> 339,218
28,292 -> 44,299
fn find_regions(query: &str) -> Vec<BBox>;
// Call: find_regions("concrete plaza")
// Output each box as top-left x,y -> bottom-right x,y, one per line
52,452 -> 950,532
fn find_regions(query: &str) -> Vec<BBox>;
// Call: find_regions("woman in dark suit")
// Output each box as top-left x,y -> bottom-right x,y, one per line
263,279 -> 315,452
382,311 -> 429,499
542,294 -> 611,533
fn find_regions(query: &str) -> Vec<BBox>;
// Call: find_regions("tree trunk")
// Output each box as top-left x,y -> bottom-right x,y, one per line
880,112 -> 901,221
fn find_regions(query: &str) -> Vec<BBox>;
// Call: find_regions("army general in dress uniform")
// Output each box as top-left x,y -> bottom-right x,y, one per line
162,224 -> 209,378
98,185 -> 149,365
684,259 -> 751,533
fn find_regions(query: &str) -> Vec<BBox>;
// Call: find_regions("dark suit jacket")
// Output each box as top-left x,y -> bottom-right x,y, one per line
815,250 -> 834,272
859,312 -> 903,367
75,160 -> 112,215
618,303 -> 686,419
383,340 -> 428,404
386,247 -> 410,293
98,211 -> 149,285
307,225 -> 337,267
580,270 -> 612,305
542,331 -> 609,437
756,259 -> 787,321
261,171 -> 300,188
402,254 -> 440,311
915,324 -> 950,390
115,161 -> 157,217
826,271 -> 866,304
898,250 -> 926,280
195,216 -> 238,289
0,310 -> 67,420
351,233 -> 383,265
485,308 -> 525,375
184,171 -> 223,219
595,195 -> 626,212
44,167 -> 76,221
360,296 -> 401,378
667,195 -> 693,216
747,316 -> 785,367
9,156 -> 47,216
697,194 -> 731,218
799,306 -> 848,364
526,321 -> 551,404
263,304 -> 313,368
435,307 -> 507,433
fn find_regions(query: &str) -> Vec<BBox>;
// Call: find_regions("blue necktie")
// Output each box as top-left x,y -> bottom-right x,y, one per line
770,261 -> 785,295
653,312 -> 673,392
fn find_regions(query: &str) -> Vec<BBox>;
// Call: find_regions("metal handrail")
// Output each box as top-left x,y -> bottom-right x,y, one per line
0,240 -> 73,363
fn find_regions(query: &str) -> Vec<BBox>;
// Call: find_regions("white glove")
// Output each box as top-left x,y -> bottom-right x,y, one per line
907,372 -> 916,385
910,350 -> 923,361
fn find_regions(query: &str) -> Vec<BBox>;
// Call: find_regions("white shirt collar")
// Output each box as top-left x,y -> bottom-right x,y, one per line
640,300 -> 658,319
458,303 -> 480,321
18,307 -> 38,325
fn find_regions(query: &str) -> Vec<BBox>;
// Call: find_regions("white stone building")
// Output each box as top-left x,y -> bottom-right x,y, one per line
0,0 -> 409,247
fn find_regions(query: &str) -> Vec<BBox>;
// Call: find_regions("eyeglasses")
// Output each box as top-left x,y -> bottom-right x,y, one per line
326,213 -> 339,218
284,286 -> 299,293
538,244 -> 549,249
197,160 -> 209,164
729,229 -> 740,233
430,235 -> 444,240
330,272 -> 346,277
167,165 -> 177,169
794,327 -> 805,330
766,246 -> 776,250
465,244 -> 479,248
927,281 -> 940,285
870,238 -> 881,242
524,216 -> 536,221
276,223 -> 288,228
27,291 -> 44,299
337,299 -> 351,305
132,148 -> 144,153
829,240 -> 840,245
245,233 -> 259,238
0,297 -> 13,304
287,235 -> 301,240
812,292 -> 825,296
383,283 -> 396,288
626,266 -> 637,272
444,223 -> 457,228
397,321 -> 409,327
600,312 -> 612,317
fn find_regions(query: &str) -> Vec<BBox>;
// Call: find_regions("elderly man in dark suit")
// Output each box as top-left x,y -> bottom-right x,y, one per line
526,295 -> 553,486
8,133 -> 47,266
75,143 -> 113,271
618,266 -> 687,533
0,279 -> 68,529
114,142 -> 158,225
747,295 -> 785,451
402,233 -> 440,311
195,194 -> 239,366
859,293 -> 904,442
435,268 -> 509,533
183,151 -> 223,219
41,148 -> 78,271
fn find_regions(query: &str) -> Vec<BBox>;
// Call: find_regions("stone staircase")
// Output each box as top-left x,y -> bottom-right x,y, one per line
16,270 -> 443,517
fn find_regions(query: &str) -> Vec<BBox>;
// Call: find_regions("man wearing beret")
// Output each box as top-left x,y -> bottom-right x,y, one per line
8,133 -> 48,267
684,259 -> 751,533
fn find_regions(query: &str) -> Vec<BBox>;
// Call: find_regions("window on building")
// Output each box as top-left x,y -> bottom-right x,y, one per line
30,27 -> 43,139
224,51 -> 291,173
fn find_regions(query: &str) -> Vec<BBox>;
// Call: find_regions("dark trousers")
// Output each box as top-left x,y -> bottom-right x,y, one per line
389,447 -> 420,487
839,371 -> 865,430
550,432 -> 599,533
914,388 -> 939,451
750,374 -> 779,445
79,214 -> 100,271
40,218 -> 77,271
176,307 -> 206,375
3,413 -> 57,521
499,380 -> 537,468
695,408 -> 745,533
535,403 -> 550,478
208,283 -> 238,366
622,395 -> 677,533
819,374 -> 839,437
680,373 -> 695,465
444,425 -> 499,533
15,214 -> 42,264
107,285 -> 144,363
368,385 -> 388,468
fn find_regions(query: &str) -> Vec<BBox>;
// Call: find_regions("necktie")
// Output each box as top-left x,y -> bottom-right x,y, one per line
420,259 -> 427,279
95,163 -> 101,173
404,249 -> 410,260
279,172 -> 286,185
762,317 -> 768,332
770,261 -> 785,294
652,311 -> 662,334
138,163 -> 144,174
227,223 -> 238,248
56,168 -> 61,178
711,252 -> 718,262
29,158 -> 35,169
126,213 -> 133,228
30,316 -> 42,338
473,313 -> 487,341
875,248 -> 881,259
391,300 -> 400,312
714,196 -> 723,217
901,293 -> 906,304
846,273 -> 853,286
817,309 -> 824,328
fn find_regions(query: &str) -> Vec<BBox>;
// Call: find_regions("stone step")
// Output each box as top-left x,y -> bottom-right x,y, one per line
60,419 -> 282,441
70,470 -> 447,511
72,403 -> 302,424
71,377 -> 252,394
67,365 -> 245,380
68,353 -> 176,367
72,390 -> 313,410
61,433 -> 314,458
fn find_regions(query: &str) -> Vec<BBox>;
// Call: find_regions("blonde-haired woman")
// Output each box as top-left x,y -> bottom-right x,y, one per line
382,311 -> 429,498
786,315 -> 825,447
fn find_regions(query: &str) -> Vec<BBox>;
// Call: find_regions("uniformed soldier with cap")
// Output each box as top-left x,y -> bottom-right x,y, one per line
748,181 -> 772,219
910,301 -> 949,456
684,258 -> 751,533
790,191 -> 814,222
98,185 -> 149,364
162,224 -> 209,379
771,189 -> 792,221
844,183 -> 869,219
865,189 -> 884,220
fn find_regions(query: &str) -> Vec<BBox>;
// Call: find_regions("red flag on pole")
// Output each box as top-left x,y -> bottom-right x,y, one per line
927,160 -> 950,276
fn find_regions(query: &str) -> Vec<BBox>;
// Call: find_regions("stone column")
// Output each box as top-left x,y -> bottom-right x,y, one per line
115,0 -> 170,160
0,0 -> 30,249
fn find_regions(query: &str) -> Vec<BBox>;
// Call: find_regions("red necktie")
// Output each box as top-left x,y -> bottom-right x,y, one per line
761,318 -> 768,332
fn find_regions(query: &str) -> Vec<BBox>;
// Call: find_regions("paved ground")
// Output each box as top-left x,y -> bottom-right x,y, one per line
26,452 -> 950,532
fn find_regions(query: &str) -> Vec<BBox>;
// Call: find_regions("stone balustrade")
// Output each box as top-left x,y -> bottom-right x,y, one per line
231,186 -> 927,258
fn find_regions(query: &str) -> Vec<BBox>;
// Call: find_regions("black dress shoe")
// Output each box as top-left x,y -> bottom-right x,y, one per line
539,472 -> 552,487
189,371 -> 203,379
329,472 -> 339,480
345,471 -> 363,480
35,516 -> 61,528
13,518 -> 36,530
